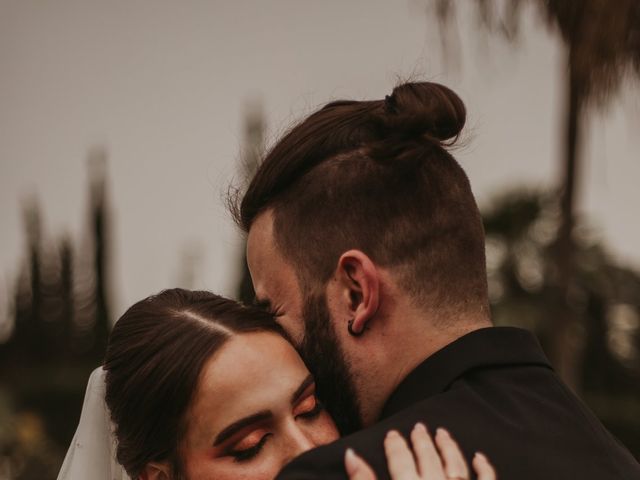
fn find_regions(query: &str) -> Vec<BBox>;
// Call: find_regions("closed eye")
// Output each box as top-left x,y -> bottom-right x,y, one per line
297,400 -> 324,420
228,433 -> 272,463
294,393 -> 324,420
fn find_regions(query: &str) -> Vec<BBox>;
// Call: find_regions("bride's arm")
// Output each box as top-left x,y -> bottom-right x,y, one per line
345,423 -> 496,480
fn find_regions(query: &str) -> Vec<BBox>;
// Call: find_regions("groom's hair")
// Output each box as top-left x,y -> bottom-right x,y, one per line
103,289 -> 284,479
233,82 -> 488,317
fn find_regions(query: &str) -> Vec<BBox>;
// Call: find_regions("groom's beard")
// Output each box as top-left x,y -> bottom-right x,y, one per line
299,292 -> 363,435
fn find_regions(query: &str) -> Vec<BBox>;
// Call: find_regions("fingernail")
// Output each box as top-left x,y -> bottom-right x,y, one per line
344,448 -> 358,475
386,430 -> 400,438
436,427 -> 450,438
414,422 -> 427,433
474,452 -> 488,462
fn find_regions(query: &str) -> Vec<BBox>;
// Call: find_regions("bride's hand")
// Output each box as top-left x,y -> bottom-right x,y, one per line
344,423 -> 496,480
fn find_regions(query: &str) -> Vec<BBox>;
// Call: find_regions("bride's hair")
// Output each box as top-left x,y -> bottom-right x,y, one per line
232,81 -> 488,319
103,288 -> 283,479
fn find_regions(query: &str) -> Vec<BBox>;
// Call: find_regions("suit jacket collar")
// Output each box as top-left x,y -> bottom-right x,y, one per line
380,326 -> 553,419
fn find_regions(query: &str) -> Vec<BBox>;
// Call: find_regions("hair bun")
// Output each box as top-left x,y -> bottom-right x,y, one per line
382,82 -> 466,144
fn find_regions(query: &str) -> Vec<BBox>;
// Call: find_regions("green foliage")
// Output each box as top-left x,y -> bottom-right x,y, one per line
0,155 -> 113,480
483,188 -> 640,457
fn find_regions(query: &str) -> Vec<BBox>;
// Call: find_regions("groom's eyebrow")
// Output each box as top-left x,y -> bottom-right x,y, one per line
214,411 -> 272,446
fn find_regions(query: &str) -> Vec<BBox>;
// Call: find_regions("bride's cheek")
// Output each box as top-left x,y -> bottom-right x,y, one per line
314,412 -> 341,442
229,446 -> 280,480
182,449 -> 225,480
191,450 -> 275,480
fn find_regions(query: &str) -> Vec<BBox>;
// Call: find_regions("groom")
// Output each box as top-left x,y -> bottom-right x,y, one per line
236,82 -> 639,479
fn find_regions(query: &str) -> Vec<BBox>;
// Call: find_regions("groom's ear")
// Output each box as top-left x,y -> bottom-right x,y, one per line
140,462 -> 171,480
335,250 -> 380,336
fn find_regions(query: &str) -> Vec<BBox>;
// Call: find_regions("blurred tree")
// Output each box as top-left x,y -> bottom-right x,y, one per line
8,200 -> 43,365
87,147 -> 112,363
0,149 -> 114,479
434,0 -> 640,392
236,101 -> 266,305
174,242 -> 205,290
483,188 -> 640,457
57,236 -> 75,363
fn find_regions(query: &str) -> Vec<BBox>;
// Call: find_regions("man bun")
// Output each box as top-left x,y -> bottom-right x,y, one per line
380,82 -> 466,145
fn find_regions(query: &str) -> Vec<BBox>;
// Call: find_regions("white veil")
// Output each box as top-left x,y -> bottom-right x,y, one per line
57,367 -> 130,480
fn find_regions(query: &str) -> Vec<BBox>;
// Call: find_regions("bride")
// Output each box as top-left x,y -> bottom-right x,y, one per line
57,288 -> 495,480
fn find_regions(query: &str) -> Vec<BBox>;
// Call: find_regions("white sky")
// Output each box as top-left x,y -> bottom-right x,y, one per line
1,1 -> 639,321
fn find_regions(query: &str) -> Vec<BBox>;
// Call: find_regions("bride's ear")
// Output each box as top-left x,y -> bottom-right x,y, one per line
139,462 -> 171,480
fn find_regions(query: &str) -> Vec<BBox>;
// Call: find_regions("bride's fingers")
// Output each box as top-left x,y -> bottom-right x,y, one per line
434,428 -> 469,480
409,423 -> 446,480
472,452 -> 497,480
345,448 -> 377,480
384,430 -> 419,479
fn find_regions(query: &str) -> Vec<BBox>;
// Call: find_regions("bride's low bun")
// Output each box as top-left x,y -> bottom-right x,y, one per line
380,82 -> 466,144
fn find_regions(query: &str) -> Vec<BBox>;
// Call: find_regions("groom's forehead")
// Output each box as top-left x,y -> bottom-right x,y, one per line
246,210 -> 278,272
247,211 -> 294,293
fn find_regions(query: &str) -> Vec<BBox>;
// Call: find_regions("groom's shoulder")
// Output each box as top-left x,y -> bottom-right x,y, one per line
276,396 -> 458,480
275,418 -> 394,480
276,372 -> 640,480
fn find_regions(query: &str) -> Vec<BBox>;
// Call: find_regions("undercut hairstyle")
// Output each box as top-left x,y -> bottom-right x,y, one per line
234,81 -> 489,316
103,289 -> 284,479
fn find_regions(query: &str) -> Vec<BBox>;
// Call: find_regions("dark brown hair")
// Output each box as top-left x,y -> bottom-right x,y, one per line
103,289 -> 284,479
234,81 -> 488,316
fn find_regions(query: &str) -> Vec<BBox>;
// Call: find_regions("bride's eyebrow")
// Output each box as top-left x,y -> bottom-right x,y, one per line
213,411 -> 271,446
213,375 -> 315,447
291,374 -> 314,404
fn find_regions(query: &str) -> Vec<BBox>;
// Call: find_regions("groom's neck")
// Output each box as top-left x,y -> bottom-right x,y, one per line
352,305 -> 492,428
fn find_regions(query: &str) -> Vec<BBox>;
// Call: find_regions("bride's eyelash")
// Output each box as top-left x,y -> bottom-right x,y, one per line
229,434 -> 271,463
226,396 -> 322,462
297,398 -> 324,420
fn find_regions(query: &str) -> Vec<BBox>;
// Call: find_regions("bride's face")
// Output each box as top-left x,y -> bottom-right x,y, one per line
179,331 -> 339,480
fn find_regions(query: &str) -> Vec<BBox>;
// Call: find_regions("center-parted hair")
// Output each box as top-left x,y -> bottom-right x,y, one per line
103,289 -> 284,479
234,82 -> 488,315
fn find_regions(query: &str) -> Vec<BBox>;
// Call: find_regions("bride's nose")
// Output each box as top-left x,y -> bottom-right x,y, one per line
281,422 -> 316,462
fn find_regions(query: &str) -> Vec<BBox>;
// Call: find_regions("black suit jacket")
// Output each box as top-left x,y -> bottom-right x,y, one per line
277,327 -> 640,479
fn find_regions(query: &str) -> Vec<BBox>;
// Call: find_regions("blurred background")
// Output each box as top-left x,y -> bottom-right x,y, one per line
1,1 -> 639,478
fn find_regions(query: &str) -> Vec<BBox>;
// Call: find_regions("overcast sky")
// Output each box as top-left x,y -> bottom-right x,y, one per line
1,0 -> 639,321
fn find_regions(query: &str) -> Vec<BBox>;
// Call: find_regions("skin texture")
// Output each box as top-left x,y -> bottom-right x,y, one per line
246,210 -> 364,434
247,209 -> 492,428
246,211 -> 306,346
147,331 -> 339,480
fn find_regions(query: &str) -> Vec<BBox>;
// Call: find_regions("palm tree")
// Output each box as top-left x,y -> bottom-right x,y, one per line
235,101 -> 266,305
482,188 -> 640,457
434,0 -> 640,391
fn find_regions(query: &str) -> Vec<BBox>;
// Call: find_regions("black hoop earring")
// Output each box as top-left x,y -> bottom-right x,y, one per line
348,318 -> 364,337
